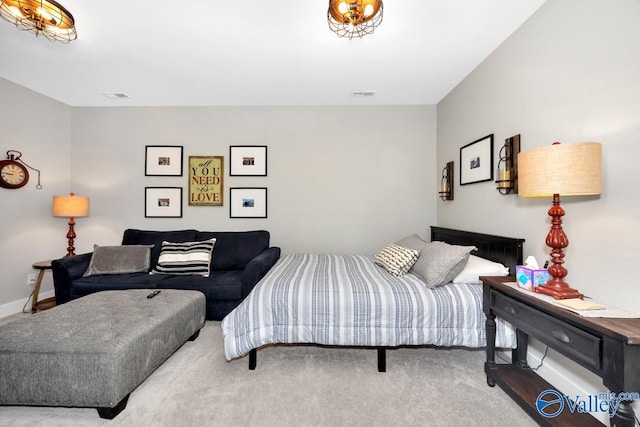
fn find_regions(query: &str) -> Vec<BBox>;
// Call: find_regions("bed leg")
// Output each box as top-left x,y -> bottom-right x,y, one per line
249,348 -> 257,370
377,348 -> 386,372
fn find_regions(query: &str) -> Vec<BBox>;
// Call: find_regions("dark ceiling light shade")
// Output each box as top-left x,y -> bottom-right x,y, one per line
0,0 -> 76,43
328,0 -> 383,39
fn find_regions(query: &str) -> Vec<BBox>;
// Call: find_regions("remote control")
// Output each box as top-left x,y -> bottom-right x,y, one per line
147,290 -> 161,299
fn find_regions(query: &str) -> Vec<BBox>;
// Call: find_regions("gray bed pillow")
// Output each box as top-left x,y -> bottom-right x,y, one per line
83,244 -> 154,277
395,234 -> 430,277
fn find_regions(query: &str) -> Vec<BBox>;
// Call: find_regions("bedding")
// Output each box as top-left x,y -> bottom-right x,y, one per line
222,253 -> 516,361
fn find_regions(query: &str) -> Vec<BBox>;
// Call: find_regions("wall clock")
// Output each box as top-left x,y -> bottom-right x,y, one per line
0,150 -> 41,190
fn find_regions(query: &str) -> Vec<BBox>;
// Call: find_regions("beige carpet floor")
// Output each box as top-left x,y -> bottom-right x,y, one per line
0,321 -> 537,427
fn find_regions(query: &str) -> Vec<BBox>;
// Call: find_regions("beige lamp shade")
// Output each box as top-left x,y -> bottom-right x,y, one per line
518,142 -> 602,198
52,192 -> 90,217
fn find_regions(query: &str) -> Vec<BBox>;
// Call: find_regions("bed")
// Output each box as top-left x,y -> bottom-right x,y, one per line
221,227 -> 524,371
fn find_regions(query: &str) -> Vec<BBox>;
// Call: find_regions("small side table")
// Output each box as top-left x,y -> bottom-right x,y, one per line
31,260 -> 56,313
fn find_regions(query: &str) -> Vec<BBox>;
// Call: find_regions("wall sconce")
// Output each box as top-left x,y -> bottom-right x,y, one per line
495,134 -> 520,195
439,161 -> 454,201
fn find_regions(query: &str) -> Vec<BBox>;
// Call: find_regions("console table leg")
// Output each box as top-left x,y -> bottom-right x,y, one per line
513,329 -> 529,369
485,312 -> 496,387
610,401 -> 636,427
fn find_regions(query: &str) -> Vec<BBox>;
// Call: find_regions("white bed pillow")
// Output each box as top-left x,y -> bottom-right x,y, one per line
374,243 -> 420,276
452,255 -> 509,284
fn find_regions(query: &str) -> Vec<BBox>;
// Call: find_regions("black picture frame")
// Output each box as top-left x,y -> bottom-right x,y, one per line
144,187 -> 183,218
460,134 -> 494,185
229,146 -> 267,176
229,187 -> 267,218
145,145 -> 184,176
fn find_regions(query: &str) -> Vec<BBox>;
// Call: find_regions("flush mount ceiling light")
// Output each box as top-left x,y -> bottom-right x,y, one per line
0,0 -> 76,43
328,0 -> 383,39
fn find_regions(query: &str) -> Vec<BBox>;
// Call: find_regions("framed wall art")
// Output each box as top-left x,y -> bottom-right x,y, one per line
189,156 -> 224,206
145,187 -> 182,218
460,134 -> 494,185
230,187 -> 267,218
145,145 -> 183,176
229,145 -> 267,176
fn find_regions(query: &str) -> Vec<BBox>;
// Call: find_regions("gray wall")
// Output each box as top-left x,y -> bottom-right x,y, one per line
70,106 -> 436,253
0,78 -> 71,310
437,0 -> 640,420
0,97 -> 437,312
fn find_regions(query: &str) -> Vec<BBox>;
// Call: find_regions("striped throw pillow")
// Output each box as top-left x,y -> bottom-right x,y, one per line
151,239 -> 216,277
374,243 -> 420,276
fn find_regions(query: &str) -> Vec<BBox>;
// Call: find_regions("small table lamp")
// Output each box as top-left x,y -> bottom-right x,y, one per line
518,142 -> 602,299
52,192 -> 90,257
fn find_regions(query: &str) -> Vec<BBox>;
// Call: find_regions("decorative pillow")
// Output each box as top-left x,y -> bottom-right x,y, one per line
452,255 -> 509,284
374,243 -> 420,276
151,239 -> 216,277
83,245 -> 153,277
410,241 -> 476,288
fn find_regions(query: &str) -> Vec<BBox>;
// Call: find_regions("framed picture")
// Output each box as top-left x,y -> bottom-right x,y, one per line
189,156 -> 224,206
145,145 -> 183,176
230,187 -> 267,218
145,187 -> 182,218
229,146 -> 267,176
460,134 -> 494,185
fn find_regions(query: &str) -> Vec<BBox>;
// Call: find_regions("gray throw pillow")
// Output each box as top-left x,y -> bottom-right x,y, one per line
83,245 -> 153,277
396,236 -> 476,287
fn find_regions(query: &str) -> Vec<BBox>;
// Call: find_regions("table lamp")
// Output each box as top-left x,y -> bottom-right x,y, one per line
518,142 -> 602,299
52,192 -> 90,257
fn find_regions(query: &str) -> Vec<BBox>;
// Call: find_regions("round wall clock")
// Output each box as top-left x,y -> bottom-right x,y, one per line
0,157 -> 30,189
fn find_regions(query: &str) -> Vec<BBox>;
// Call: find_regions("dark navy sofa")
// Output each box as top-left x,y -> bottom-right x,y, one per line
52,229 -> 281,320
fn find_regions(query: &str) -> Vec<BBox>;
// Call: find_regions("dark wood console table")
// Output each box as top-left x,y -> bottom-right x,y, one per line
482,276 -> 640,427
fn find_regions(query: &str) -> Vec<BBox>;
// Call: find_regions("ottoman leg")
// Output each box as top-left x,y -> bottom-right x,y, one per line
188,329 -> 200,341
96,394 -> 129,419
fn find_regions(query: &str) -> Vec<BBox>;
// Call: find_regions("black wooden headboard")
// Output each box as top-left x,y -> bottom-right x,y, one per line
430,226 -> 524,275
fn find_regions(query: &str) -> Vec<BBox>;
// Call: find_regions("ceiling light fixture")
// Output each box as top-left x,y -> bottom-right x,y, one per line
0,0 -> 76,43
328,0 -> 383,39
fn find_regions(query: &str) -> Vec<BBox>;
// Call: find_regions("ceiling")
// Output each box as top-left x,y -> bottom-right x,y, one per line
0,0 -> 546,107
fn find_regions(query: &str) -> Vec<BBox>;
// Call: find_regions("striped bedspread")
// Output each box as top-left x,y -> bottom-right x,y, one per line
222,254 -> 515,360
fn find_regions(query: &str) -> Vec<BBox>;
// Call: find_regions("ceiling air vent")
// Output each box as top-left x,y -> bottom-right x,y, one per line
351,91 -> 376,98
102,93 -> 130,99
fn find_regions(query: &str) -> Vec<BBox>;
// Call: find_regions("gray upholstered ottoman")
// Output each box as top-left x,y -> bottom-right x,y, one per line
0,289 -> 205,419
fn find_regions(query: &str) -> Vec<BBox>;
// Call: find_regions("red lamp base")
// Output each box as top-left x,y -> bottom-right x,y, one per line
537,193 -> 584,300
536,281 -> 583,299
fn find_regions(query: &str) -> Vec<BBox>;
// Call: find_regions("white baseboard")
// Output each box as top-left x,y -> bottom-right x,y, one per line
0,290 -> 55,319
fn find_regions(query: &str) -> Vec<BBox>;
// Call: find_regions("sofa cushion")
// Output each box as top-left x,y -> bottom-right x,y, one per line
122,229 -> 198,267
196,230 -> 269,270
83,245 -> 153,277
151,239 -> 216,276
157,271 -> 243,300
71,273 -> 160,295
